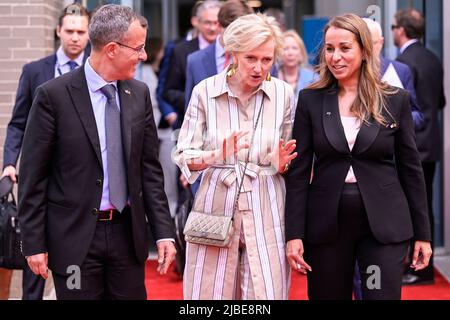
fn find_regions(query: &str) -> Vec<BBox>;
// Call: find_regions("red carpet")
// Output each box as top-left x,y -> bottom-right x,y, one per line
145,260 -> 450,300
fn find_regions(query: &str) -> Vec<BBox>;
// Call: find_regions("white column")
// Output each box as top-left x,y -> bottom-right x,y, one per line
443,0 -> 450,253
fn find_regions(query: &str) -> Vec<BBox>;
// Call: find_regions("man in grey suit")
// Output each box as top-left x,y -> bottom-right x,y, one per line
18,4 -> 176,300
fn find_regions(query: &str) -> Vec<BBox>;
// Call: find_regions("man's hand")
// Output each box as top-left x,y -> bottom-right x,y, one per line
179,174 -> 189,189
156,241 -> 177,275
411,240 -> 432,271
27,253 -> 49,279
165,112 -> 177,127
1,165 -> 17,182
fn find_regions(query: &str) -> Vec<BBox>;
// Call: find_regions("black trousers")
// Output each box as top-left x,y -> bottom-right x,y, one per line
406,162 -> 435,280
52,211 -> 146,300
305,184 -> 409,300
22,265 -> 45,300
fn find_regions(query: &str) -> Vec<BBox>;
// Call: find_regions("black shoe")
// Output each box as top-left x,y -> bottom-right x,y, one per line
402,274 -> 435,286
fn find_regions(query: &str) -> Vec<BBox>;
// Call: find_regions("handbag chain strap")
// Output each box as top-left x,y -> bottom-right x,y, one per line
231,95 -> 264,220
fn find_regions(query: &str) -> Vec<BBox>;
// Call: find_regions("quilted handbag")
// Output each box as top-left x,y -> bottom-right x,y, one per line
183,211 -> 234,247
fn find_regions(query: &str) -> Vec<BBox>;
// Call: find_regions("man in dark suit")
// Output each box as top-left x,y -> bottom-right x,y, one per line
162,0 -> 221,129
1,3 -> 90,300
392,8 -> 446,285
363,18 -> 423,130
18,4 -> 176,300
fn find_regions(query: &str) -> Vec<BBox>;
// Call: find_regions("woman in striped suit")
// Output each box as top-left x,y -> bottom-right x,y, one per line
174,13 -> 297,300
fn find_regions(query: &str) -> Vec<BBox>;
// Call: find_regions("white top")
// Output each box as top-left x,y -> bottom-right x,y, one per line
341,115 -> 361,183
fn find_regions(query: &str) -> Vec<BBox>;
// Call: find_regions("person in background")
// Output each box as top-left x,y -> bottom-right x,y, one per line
163,0 -> 222,129
175,13 -> 296,300
1,3 -> 90,300
350,18 -> 426,300
157,0 -> 205,131
392,9 -> 446,286
276,29 -> 317,104
155,2 -> 207,221
263,7 -> 286,32
138,37 -> 180,220
185,0 -> 253,109
363,18 -> 423,130
285,13 -> 432,300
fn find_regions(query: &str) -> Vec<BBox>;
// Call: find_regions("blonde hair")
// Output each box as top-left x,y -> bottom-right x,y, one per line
283,29 -> 308,67
309,13 -> 396,125
223,13 -> 283,60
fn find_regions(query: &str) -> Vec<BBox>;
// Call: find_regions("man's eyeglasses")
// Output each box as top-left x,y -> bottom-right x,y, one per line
391,24 -> 401,30
114,41 -> 145,55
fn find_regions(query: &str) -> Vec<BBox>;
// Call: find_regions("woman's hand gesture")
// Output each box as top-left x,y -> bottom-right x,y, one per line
270,139 -> 298,173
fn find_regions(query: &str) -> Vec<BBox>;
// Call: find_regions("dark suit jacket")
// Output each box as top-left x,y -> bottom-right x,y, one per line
162,38 -> 199,129
3,52 -> 89,168
185,42 -> 217,109
285,87 -> 431,245
381,57 -> 423,130
156,40 -> 178,129
396,42 -> 446,162
18,67 -> 175,275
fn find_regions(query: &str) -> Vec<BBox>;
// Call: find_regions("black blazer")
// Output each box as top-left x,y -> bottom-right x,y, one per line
18,67 -> 175,275
285,87 -> 431,245
3,52 -> 89,168
162,38 -> 199,128
396,42 -> 446,162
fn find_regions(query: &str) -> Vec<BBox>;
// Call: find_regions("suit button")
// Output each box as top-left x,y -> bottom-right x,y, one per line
96,179 -> 102,186
347,154 -> 353,160
92,208 -> 99,215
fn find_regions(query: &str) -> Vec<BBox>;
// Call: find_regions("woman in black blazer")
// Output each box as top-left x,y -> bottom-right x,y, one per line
285,14 -> 432,300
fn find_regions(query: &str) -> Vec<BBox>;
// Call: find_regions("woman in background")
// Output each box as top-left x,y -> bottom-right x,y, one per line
277,30 -> 316,102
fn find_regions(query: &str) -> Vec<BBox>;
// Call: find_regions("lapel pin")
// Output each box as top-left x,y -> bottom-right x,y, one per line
124,89 -> 131,95
389,123 -> 398,129
326,112 -> 331,116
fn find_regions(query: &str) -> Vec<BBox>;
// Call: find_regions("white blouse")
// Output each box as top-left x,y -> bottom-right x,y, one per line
341,115 -> 361,183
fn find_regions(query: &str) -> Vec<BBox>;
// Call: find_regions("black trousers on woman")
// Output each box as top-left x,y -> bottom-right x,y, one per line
305,183 -> 409,300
